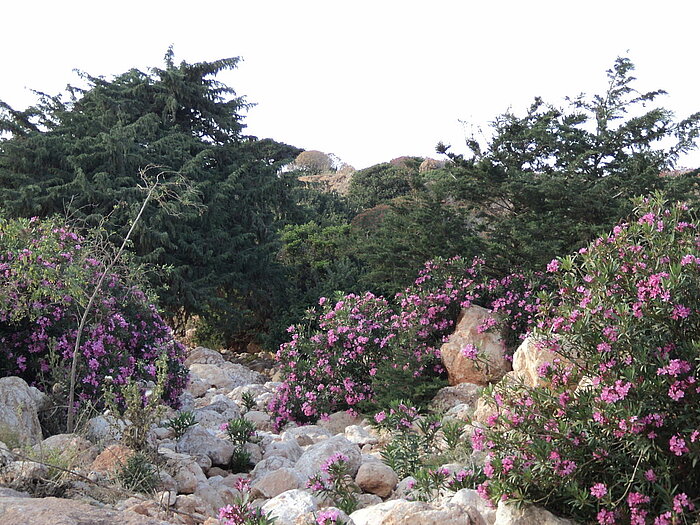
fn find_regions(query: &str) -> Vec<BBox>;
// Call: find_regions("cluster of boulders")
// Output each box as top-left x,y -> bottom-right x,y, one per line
0,306 -> 575,525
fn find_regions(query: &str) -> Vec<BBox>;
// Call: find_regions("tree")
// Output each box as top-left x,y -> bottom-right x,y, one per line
436,57 -> 700,274
0,49 -> 302,343
292,150 -> 334,174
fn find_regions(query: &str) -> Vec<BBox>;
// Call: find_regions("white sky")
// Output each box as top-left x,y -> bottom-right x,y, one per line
2,0 -> 699,169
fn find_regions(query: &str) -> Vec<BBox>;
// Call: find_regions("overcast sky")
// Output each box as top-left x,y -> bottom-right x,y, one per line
2,0 -> 699,169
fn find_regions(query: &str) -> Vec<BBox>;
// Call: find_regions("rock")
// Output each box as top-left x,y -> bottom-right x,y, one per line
192,409 -> 228,432
296,507 -> 353,525
263,439 -> 303,462
318,411 -> 365,434
244,410 -> 273,432
176,426 -> 234,467
160,448 -> 207,494
0,376 -> 47,446
295,435 -> 362,482
5,460 -> 49,482
419,158 -> 447,173
511,336 -> 562,388
252,467 -> 303,498
344,425 -> 378,446
228,384 -> 271,405
393,477 -> 416,499
351,499 -> 484,525
282,425 -> 332,445
430,383 -> 481,412
440,306 -> 510,386
0,440 -> 14,467
89,444 -> 135,474
185,346 -> 225,366
261,489 -> 317,525
189,362 -> 265,391
0,496 -> 175,524
85,414 -> 125,444
445,402 -> 477,422
32,434 -> 99,469
494,501 -> 577,525
175,494 -> 211,524
355,462 -> 398,498
156,490 -> 177,507
252,456 -> 295,480
186,377 -> 209,398
452,488 -> 496,524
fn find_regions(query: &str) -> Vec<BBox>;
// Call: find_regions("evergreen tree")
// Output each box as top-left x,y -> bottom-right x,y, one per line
0,49 -> 302,343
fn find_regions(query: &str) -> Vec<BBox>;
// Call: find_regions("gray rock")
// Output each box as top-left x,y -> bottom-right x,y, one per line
252,455 -> 295,480
263,439 -> 303,462
355,462 -> 398,498
452,488 -> 496,525
176,426 -> 234,467
261,489 -> 317,525
494,501 -> 577,525
295,434 -> 362,482
189,362 -> 265,391
0,377 -> 46,446
252,467 -> 303,498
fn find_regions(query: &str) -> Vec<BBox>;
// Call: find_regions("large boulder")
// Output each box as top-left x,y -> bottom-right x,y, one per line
294,434 -> 362,482
0,377 -> 48,446
451,489 -> 496,525
252,467 -> 303,498
511,336 -> 561,388
184,346 -> 226,367
430,383 -> 481,412
440,306 -> 510,386
32,434 -> 99,469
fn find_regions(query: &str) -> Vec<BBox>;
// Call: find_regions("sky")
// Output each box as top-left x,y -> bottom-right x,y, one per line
2,0 -> 699,170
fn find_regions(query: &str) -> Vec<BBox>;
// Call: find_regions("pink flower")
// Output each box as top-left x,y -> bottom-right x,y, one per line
547,259 -> 560,273
461,343 -> 478,359
590,483 -> 607,499
669,434 -> 689,456
644,469 -> 657,482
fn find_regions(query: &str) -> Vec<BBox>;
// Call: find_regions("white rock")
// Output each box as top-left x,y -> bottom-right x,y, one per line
295,435 -> 362,482
344,425 -> 378,446
252,467 -> 303,498
252,456 -> 295,480
0,377 -> 47,446
263,439 -> 304,462
176,426 -> 234,467
189,362 -> 265,391
261,489 -> 317,525
494,501 -> 577,525
282,425 -> 332,445
352,499 -> 484,525
451,489 -> 496,525
355,462 -> 398,498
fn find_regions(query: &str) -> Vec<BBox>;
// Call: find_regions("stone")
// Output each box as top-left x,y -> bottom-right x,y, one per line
261,489 -> 317,525
163,450 -> 207,494
186,377 -> 209,398
451,488 -> 496,525
176,426 -> 234,467
0,376 -> 47,446
430,383 -> 482,412
263,439 -> 303,462
282,425 -> 332,445
511,336 -> 561,388
419,158 -> 447,173
318,411 -> 365,434
85,414 -> 125,444
344,425 -> 378,446
189,362 -> 265,391
0,440 -> 14,467
445,402 -> 477,422
494,501 -> 577,525
89,444 -> 135,474
295,507 -> 353,525
244,410 -> 273,432
32,434 -> 99,469
5,460 -> 49,482
156,489 -> 177,507
440,306 -> 510,386
185,346 -> 225,366
295,435 -> 362,482
252,467 -> 303,498
0,496 -> 175,524
355,462 -> 398,498
175,494 -> 211,524
252,455 -> 295,480
351,499 -> 484,525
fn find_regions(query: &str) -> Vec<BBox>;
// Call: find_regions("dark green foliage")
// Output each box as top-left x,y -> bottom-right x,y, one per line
435,57 -> 700,274
165,411 -> 197,439
0,49 -> 302,345
116,453 -> 159,494
347,161 -> 419,210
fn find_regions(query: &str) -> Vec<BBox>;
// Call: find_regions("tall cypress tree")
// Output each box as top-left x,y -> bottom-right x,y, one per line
0,49 -> 301,342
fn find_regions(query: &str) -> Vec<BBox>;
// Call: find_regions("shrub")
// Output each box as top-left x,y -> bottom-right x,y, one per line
269,255 -> 546,429
115,453 -> 159,494
474,194 -> 700,523
307,453 -> 359,515
0,216 -> 187,410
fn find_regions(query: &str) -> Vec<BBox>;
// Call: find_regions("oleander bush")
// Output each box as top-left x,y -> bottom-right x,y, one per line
473,194 -> 700,524
0,215 -> 188,410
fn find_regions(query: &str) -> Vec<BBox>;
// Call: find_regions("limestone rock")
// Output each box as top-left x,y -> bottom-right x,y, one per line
430,382 -> 481,412
252,467 -> 303,498
295,435 -> 362,482
440,306 -> 510,386
511,336 -> 559,388
184,346 -> 225,366
263,439 -> 303,462
252,455 -> 295,480
244,410 -> 273,432
261,489 -> 317,525
189,362 -> 265,391
282,425 -> 332,445
32,434 -> 99,469
355,462 -> 398,498
160,448 -> 207,494
0,495 -> 174,524
451,488 -> 496,525
351,499 -> 484,525
0,376 -> 47,446
176,426 -> 234,467
344,425 -> 378,446
89,444 -> 135,474
494,501 -> 577,525
318,411 -> 365,434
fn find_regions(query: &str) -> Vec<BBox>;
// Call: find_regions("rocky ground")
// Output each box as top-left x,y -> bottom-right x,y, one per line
0,308 -> 575,525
